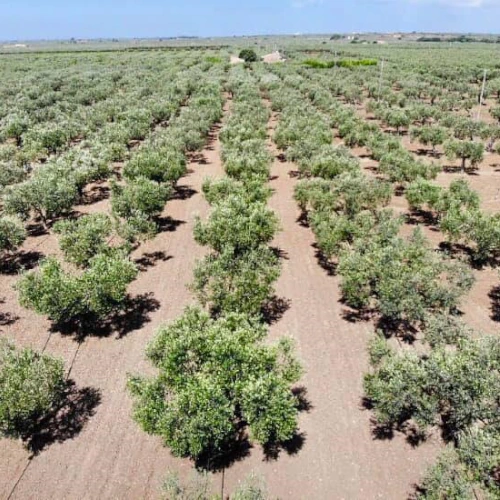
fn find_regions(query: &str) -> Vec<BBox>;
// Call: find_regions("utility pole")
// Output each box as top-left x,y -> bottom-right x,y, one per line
477,69 -> 487,121
377,59 -> 385,102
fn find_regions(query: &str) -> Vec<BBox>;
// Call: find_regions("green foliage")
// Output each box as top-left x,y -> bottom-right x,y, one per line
123,147 -> 186,185
422,312 -> 472,348
378,151 -> 440,183
444,139 -> 484,170
410,125 -> 448,153
0,339 -> 65,438
239,49 -> 258,63
53,214 -> 113,268
301,145 -> 360,179
161,471 -> 268,500
365,337 -> 500,437
194,196 -> 279,255
3,165 -> 78,222
418,449 -> 475,500
192,246 -> 280,316
128,308 -> 302,459
0,161 -> 27,192
221,140 -> 271,181
111,177 -> 171,223
17,252 -> 137,324
338,229 -> 474,322
405,179 -> 442,211
0,215 -> 26,253
162,470 -> 216,500
202,177 -> 272,206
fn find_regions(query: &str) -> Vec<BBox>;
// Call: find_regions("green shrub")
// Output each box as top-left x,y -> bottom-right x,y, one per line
0,215 -> 26,253
111,177 -> 171,221
17,252 -> 138,325
123,148 -> 186,185
239,49 -> 258,63
53,214 -> 113,268
128,308 -> 302,459
194,196 -> 279,255
0,339 -> 65,438
444,139 -> 484,171
192,245 -> 280,316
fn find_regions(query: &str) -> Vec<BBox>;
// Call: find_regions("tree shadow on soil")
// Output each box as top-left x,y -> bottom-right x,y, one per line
134,251 -> 172,272
52,292 -> 160,340
20,380 -> 101,455
171,185 -> 198,200
361,401 -> 428,448
157,216 -> 186,233
489,285 -> 500,322
438,241 -> 495,270
81,184 -> 110,205
312,244 -> 337,276
375,317 -> 419,344
405,209 -> 439,229
341,305 -> 376,324
0,250 -> 44,275
296,210 -> 309,228
261,296 -> 291,325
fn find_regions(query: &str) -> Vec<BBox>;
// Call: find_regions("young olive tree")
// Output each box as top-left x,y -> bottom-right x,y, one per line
338,229 -> 474,324
193,196 -> 279,255
123,147 -> 186,185
17,252 -> 138,326
128,308 -> 302,460
192,245 -> 280,317
444,139 -> 484,171
410,126 -> 448,155
53,214 -> 113,268
0,339 -> 65,438
0,215 -> 26,254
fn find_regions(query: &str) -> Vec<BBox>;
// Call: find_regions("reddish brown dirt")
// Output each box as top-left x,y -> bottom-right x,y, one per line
0,104 -> 228,500
354,104 -> 500,337
221,111 -> 440,499
1,95 -> 498,500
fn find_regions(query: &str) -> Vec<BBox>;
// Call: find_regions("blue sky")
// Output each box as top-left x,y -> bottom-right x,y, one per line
0,0 -> 499,41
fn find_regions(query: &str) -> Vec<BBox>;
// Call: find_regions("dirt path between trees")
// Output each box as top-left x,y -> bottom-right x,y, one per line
221,109 -> 440,499
0,101 -> 229,500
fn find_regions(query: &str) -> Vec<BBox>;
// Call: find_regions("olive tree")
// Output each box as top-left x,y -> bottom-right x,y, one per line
444,139 -> 484,171
194,196 -> 279,255
53,214 -> 113,268
410,126 -> 448,155
192,245 -> 280,316
17,252 -> 138,325
111,177 -> 171,238
0,215 -> 26,253
0,339 -> 65,438
128,308 -> 302,460
123,147 -> 186,185
338,229 -> 474,323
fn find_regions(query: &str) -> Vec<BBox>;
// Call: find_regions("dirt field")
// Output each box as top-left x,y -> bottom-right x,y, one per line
1,96 -> 499,500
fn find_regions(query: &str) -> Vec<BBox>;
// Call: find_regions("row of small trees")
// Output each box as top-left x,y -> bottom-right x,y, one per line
128,67 -> 303,465
0,66 -> 227,440
270,67 -> 500,498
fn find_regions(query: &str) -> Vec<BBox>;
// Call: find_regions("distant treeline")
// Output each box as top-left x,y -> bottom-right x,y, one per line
303,58 -> 377,69
418,35 -> 500,43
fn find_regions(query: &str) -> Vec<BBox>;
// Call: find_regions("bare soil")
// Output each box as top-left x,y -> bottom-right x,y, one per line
1,97 -> 498,500
0,106 -> 228,500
